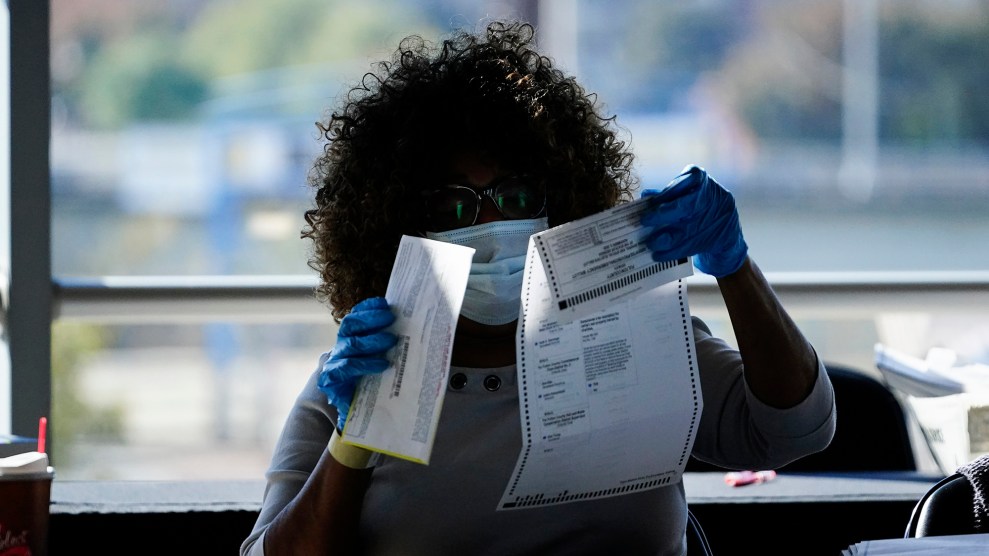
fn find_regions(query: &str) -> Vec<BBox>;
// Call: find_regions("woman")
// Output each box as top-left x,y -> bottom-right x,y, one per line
242,20 -> 835,556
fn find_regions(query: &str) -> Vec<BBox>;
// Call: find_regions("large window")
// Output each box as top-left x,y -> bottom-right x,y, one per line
19,0 -> 989,479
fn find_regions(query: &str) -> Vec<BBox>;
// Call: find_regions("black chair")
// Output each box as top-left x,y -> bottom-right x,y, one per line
686,364 -> 916,472
905,473 -> 977,537
905,453 -> 989,537
686,508 -> 714,555
780,364 -> 915,472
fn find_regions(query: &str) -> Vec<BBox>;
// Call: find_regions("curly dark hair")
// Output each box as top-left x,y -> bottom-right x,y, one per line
303,21 -> 637,321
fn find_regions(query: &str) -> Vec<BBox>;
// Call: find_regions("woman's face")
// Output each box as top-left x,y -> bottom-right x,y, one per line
421,150 -> 546,233
447,152 -> 507,227
437,151 -> 524,339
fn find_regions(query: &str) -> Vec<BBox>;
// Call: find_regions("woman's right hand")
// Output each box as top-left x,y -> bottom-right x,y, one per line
317,297 -> 397,430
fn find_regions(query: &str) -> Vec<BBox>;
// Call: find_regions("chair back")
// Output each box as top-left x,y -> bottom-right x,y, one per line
905,473 -> 976,536
686,364 -> 916,472
782,364 -> 916,471
906,453 -> 989,537
686,509 -> 714,555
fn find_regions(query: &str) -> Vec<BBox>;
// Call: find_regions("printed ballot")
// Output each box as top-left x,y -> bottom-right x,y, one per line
531,196 -> 692,323
497,234 -> 699,510
342,236 -> 474,464
345,198 -> 701,502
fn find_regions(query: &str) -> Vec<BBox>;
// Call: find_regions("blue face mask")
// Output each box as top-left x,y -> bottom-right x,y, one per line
426,217 -> 549,325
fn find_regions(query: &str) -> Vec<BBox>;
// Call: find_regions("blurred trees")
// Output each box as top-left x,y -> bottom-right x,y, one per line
183,0 -> 430,79
879,6 -> 989,145
53,0 -> 989,143
52,0 -> 435,129
709,2 -> 845,142
78,31 -> 208,128
594,1 -> 988,145
51,323 -> 123,469
703,1 -> 989,144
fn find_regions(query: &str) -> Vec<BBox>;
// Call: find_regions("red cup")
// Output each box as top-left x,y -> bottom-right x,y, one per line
0,455 -> 54,556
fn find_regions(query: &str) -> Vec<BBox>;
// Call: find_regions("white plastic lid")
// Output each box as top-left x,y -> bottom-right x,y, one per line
0,451 -> 53,478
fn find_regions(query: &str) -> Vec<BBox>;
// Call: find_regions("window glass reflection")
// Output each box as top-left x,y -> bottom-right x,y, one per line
47,1 -> 989,480
52,320 -> 335,480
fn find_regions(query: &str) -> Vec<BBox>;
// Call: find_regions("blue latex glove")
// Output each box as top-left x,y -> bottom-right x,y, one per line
640,165 -> 748,277
317,297 -> 397,431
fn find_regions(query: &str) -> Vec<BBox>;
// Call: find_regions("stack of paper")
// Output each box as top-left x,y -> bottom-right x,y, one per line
874,344 -> 965,398
842,533 -> 989,555
875,343 -> 989,474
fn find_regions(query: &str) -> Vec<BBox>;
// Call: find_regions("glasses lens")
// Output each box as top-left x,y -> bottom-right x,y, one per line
426,188 -> 477,231
494,178 -> 544,219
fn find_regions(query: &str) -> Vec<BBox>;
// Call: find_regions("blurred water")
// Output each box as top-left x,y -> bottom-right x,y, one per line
741,204 -> 989,273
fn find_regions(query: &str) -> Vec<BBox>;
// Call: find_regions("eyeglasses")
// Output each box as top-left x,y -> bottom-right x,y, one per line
423,175 -> 546,232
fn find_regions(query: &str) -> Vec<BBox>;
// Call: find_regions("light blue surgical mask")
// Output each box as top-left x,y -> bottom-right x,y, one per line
426,217 -> 549,325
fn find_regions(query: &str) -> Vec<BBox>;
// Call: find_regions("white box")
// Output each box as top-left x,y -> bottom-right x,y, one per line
908,392 -> 989,474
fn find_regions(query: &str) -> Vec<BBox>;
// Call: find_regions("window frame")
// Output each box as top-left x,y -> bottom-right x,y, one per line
7,0 -> 52,445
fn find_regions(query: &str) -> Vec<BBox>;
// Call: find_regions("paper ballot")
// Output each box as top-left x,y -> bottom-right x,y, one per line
342,235 -> 474,464
530,196 -> 692,323
345,200 -> 702,505
498,204 -> 699,510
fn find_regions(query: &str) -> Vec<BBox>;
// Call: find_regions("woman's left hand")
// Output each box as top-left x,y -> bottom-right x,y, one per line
640,165 -> 748,278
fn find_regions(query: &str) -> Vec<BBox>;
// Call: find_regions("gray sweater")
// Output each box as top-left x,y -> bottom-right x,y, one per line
242,317 -> 836,556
